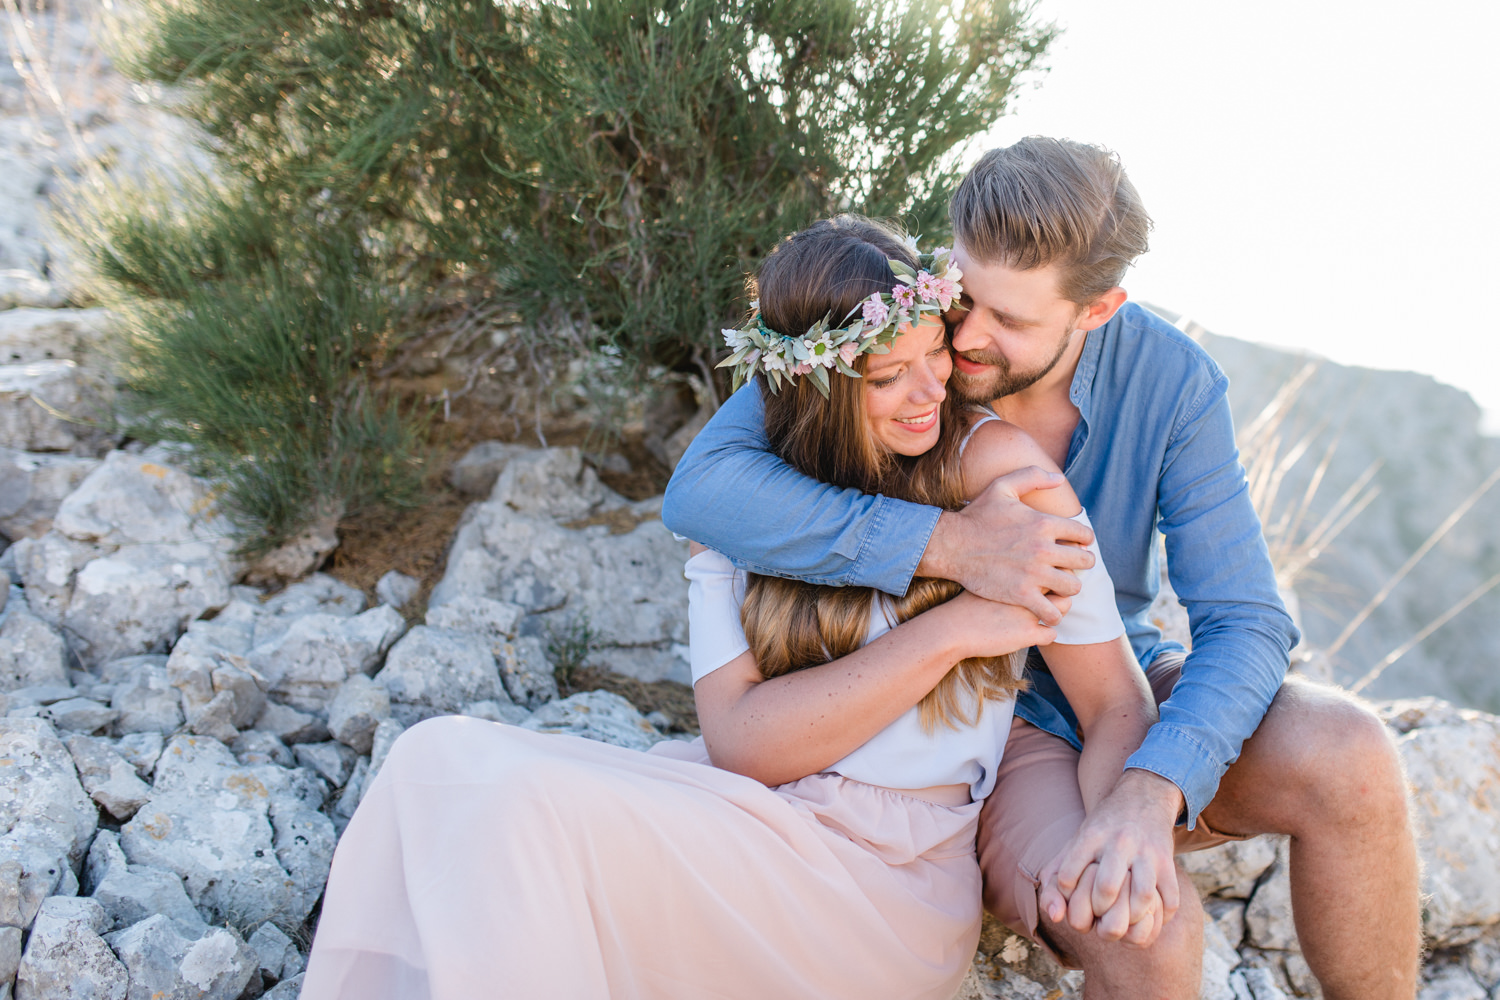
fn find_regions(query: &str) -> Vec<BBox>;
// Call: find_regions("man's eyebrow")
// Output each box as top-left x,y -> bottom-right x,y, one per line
990,307 -> 1039,327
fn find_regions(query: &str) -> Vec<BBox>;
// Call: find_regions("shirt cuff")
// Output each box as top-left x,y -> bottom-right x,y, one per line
1124,723 -> 1229,830
855,496 -> 941,596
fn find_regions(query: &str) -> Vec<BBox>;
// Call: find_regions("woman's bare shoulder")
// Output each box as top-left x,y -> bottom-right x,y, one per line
959,416 -> 1078,513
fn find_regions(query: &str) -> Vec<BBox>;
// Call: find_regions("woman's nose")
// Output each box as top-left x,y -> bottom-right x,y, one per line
912,361 -> 946,403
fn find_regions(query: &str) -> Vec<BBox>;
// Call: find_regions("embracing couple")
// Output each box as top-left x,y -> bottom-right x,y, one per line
302,138 -> 1420,1000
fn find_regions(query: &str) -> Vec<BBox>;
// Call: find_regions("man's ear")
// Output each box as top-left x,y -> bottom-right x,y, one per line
1076,287 -> 1128,332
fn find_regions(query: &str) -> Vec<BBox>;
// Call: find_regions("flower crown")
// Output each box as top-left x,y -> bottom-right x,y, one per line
717,240 -> 965,398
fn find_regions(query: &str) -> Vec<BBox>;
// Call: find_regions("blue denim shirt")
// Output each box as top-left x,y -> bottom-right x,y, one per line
662,301 -> 1300,826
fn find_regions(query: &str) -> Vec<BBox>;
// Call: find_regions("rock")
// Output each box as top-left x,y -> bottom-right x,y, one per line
246,922 -> 296,981
0,449 -> 100,539
1466,926 -> 1500,989
292,741 -> 357,788
446,440 -> 530,496
332,759 -> 370,827
84,832 -> 206,937
8,531 -> 105,626
1281,952 -> 1320,999
14,896 -> 127,1000
459,700 -> 529,725
1245,841 -> 1297,951
262,973 -> 304,999
249,606 -> 406,712
40,697 -> 116,734
252,701 -> 328,745
1204,897 -> 1247,949
424,594 -> 523,642
0,308 -> 111,365
497,636 -> 559,709
62,541 -> 234,667
368,718 -> 404,776
0,590 -> 69,691
120,735 -> 336,932
1378,697 -> 1479,735
375,570 -> 420,609
0,718 -> 97,866
0,850 -> 67,932
1180,835 -> 1279,899
520,690 -> 664,751
242,506 -> 342,586
65,735 -> 151,820
1233,966 -> 1291,1000
326,675 -> 390,754
0,360 -> 112,455
230,731 -> 295,769
108,663 -> 183,735
1200,912 -> 1241,1000
113,732 -> 164,779
375,626 -> 507,718
1397,709 -> 1500,943
186,690 -> 239,743
428,448 -> 688,682
106,916 -> 256,1000
53,450 -> 227,548
249,573 -> 366,649
1418,965 -> 1487,1000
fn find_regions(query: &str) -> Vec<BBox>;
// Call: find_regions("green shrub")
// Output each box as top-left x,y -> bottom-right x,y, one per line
77,0 -> 1051,544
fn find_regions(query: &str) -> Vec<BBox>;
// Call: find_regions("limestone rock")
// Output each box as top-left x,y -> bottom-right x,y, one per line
114,732 -> 164,780
186,690 -> 239,743
262,973 -> 304,999
64,735 -> 151,820
251,701 -> 328,745
0,590 -> 68,691
249,573 -> 366,649
0,449 -> 100,539
1398,710 -> 1500,944
250,606 -> 406,712
374,570 -> 419,609
106,916 -> 256,1000
424,593 -> 523,643
120,735 -> 335,932
230,731 -> 295,769
446,440 -> 531,496
1181,835 -> 1279,900
241,506 -> 342,586
14,896 -> 127,1000
428,448 -> 688,682
0,718 -> 97,866
1204,897 -> 1247,949
246,921 -> 297,981
40,697 -> 116,734
497,636 -> 559,709
368,718 -> 404,777
326,674 -> 390,755
0,922 -> 20,985
84,832 -> 206,937
52,450 -> 227,548
292,741 -> 357,788
0,308 -> 111,367
1379,697 -> 1480,735
62,541 -> 233,667
1234,966 -> 1291,1000
459,699 -> 529,725
520,690 -> 664,751
1244,840 -> 1297,951
0,360 -> 113,455
106,661 -> 183,735
9,531 -> 107,626
375,626 -> 507,720
1417,965 -> 1487,1000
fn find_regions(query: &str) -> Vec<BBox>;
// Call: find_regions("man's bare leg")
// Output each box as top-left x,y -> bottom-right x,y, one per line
1200,678 -> 1421,1000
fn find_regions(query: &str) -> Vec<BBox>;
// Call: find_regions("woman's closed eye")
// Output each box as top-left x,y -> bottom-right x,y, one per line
869,371 -> 900,388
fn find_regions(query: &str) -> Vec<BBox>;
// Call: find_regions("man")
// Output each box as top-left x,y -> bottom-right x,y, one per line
661,137 -> 1420,999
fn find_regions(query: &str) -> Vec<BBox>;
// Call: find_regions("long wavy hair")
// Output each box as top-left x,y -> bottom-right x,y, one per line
740,214 -> 1026,733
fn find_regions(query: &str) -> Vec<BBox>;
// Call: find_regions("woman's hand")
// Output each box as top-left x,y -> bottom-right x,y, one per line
936,590 -> 1061,661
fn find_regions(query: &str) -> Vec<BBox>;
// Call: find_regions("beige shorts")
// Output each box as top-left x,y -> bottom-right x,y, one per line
977,651 -> 1253,964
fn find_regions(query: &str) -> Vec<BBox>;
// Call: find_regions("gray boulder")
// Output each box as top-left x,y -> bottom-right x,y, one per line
497,636 -> 559,709
0,922 -> 19,986
521,690 -> 664,751
0,308 -> 112,367
375,626 -> 507,720
1418,964 -> 1487,1000
326,674 -> 391,755
14,896 -> 127,1000
251,702 -> 328,746
0,590 -> 68,691
249,573 -> 366,649
108,664 -> 183,736
292,741 -> 357,788
250,605 -> 406,712
246,921 -> 298,982
262,973 -> 304,999
114,732 -> 164,780
8,531 -> 107,626
84,832 -> 206,937
446,440 -> 531,496
374,570 -> 419,609
52,450 -> 228,548
0,360 -> 112,455
1244,841 -> 1297,951
1180,835 -> 1279,900
0,718 -> 97,866
230,731 -> 295,769
423,593 -> 524,642
41,698 -> 116,734
65,735 -> 151,821
106,916 -> 256,1000
0,449 -> 100,539
120,735 -> 335,932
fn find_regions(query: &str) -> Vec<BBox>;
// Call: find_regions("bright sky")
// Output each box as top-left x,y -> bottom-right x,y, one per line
980,0 -> 1500,432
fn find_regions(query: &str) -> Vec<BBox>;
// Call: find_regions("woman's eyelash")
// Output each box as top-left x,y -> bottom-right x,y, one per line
869,373 -> 899,388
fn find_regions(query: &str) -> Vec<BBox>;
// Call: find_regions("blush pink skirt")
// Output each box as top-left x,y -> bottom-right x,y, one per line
301,716 -> 983,1000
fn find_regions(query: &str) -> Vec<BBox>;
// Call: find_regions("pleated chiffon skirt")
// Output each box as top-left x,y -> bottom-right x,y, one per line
301,717 -> 984,1000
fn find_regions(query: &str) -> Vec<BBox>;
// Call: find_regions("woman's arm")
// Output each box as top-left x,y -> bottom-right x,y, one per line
690,542 -> 1057,787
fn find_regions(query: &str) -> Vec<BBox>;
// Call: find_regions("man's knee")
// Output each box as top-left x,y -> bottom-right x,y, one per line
1249,680 -> 1409,828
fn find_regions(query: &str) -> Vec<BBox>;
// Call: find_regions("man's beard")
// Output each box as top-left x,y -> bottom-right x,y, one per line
950,331 -> 1073,404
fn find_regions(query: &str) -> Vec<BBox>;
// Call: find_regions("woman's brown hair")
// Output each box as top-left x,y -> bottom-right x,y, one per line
740,214 -> 1025,732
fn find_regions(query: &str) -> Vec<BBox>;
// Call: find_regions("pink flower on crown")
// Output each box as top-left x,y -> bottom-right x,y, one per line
861,294 -> 889,327
838,342 -> 859,365
891,284 -> 916,308
791,362 -> 814,376
934,278 -> 957,310
916,271 -> 942,302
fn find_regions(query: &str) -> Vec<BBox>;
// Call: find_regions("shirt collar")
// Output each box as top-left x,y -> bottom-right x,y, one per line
1069,314 -> 1109,421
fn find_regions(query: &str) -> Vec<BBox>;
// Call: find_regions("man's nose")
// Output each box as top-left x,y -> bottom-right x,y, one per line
949,311 -> 982,353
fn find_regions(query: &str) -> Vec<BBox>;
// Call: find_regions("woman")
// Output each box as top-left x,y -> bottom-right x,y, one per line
301,215 -> 1155,1000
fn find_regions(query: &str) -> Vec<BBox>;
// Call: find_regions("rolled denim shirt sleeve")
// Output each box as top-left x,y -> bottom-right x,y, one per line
661,384 -> 939,595
1124,380 -> 1300,828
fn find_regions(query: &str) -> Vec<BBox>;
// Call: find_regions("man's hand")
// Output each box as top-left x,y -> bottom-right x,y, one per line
1037,769 -> 1184,947
917,468 -> 1095,625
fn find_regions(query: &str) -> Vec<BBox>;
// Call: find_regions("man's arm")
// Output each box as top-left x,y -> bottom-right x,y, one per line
1125,382 -> 1300,828
662,385 -> 1093,618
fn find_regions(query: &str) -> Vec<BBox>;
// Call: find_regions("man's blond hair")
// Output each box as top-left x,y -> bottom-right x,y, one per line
950,137 -> 1152,304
